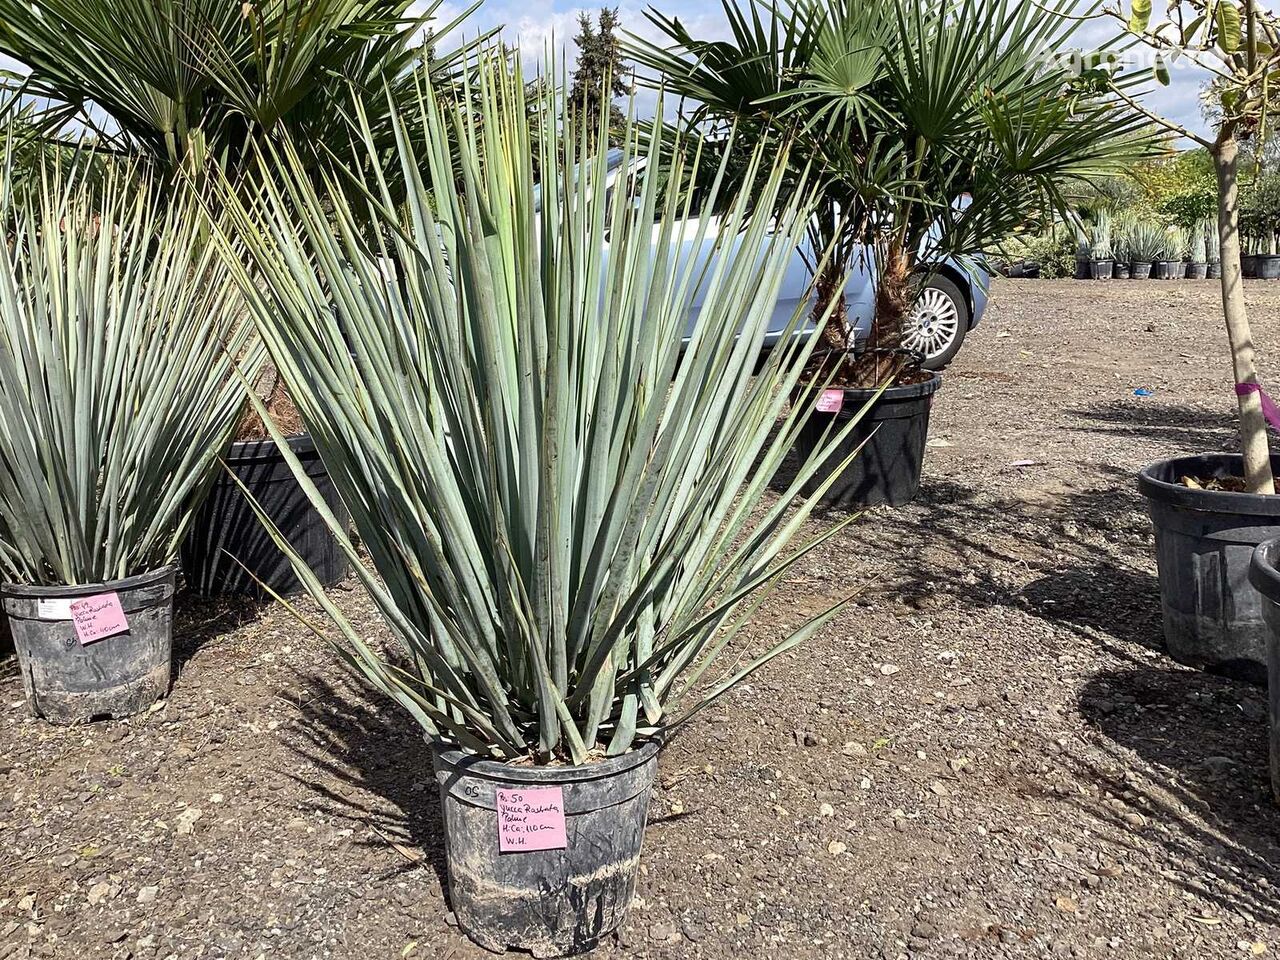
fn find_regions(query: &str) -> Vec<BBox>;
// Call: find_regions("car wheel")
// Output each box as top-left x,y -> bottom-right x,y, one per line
902,275 -> 970,370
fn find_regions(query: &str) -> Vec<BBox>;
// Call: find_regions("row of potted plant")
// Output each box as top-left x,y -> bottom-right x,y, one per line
1078,214 -> 1222,280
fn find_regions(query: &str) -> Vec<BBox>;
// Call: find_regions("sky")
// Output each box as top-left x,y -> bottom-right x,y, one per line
1,0 -> 1212,145
423,0 -> 1212,144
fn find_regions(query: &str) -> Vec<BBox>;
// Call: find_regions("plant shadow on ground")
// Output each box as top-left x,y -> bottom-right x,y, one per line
1065,399 -> 1237,450
173,593 -> 276,675
833,461 -> 1165,665
1072,664 -> 1280,926
285,671 -> 450,891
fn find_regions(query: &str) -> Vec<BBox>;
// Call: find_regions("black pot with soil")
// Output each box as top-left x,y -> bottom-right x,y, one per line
182,434 -> 350,599
1138,453 -> 1280,684
2,566 -> 177,723
1153,260 -> 1180,279
1186,261 -> 1209,280
795,373 -> 942,508
1088,259 -> 1113,280
1129,260 -> 1153,279
433,740 -> 659,957
1208,262 -> 1222,280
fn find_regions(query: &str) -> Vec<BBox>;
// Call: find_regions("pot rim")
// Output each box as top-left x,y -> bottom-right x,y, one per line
224,432 -> 314,462
431,737 -> 661,784
821,371 -> 943,403
1,563 -> 179,599
1137,454 -> 1280,516
1250,537 -> 1280,601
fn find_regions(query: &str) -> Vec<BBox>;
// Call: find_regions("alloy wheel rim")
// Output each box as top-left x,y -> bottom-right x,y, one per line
902,287 -> 960,359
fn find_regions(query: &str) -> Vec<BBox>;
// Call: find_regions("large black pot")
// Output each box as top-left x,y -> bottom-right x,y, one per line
2,566 -> 176,723
1088,259 -> 1114,280
1243,254 -> 1259,278
796,374 -> 942,508
433,741 -> 659,957
1208,262 -> 1222,280
1138,454 -> 1280,684
1130,260 -> 1153,280
182,433 -> 349,598
1112,261 -> 1131,280
1186,261 -> 1209,280
1258,255 -> 1280,280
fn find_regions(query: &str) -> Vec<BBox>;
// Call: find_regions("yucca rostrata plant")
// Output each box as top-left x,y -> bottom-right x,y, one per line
221,56 -> 868,954
0,158 -> 260,722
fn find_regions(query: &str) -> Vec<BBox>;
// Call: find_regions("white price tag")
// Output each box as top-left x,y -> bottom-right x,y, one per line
36,598 -> 74,621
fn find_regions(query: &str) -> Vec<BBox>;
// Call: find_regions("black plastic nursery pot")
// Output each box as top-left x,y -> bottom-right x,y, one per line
182,433 -> 349,598
2,566 -> 176,723
1138,454 -> 1280,684
1208,263 -> 1222,280
796,373 -> 942,508
1112,261 -> 1130,279
1243,254 -> 1259,278
1258,255 -> 1280,280
1186,262 -> 1209,280
1088,259 -> 1113,280
1074,257 -> 1090,280
1129,260 -> 1153,280
432,741 -> 659,958
1154,260 -> 1182,279
1249,538 -> 1280,800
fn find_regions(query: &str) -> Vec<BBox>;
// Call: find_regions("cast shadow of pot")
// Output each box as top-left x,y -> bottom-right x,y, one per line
286,672 -> 450,891
1075,664 -> 1280,925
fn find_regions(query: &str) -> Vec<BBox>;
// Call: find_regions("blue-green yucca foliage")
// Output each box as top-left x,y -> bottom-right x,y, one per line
223,57 -> 873,764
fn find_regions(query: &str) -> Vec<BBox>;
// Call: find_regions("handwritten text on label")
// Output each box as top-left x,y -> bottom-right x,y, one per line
69,592 -> 129,645
496,786 -> 567,852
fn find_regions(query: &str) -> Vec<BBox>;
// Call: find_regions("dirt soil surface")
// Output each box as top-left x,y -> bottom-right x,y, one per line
6,279 -> 1280,960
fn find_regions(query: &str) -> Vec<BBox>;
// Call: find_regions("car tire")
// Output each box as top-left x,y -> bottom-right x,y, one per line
903,275 -> 970,370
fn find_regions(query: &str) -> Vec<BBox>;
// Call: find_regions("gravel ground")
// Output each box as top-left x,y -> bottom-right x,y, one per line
6,278 -> 1280,960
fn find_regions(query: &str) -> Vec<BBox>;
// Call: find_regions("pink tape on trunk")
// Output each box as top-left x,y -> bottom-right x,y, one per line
1235,382 -> 1280,432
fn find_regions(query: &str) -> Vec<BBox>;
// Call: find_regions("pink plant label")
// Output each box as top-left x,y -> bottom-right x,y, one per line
496,787 -> 567,853
815,389 -> 845,414
69,592 -> 129,645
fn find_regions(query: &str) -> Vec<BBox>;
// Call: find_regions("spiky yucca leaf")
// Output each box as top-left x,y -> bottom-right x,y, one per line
0,159 -> 261,585
223,58 -> 868,764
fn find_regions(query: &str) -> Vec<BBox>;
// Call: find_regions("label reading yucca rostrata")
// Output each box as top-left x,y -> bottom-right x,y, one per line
496,787 -> 567,852
69,592 -> 130,645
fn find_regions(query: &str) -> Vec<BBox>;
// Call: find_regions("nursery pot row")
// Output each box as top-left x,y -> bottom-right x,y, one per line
1243,254 -> 1280,279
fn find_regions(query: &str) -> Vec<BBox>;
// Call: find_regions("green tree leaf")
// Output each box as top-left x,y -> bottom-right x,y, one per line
1217,2 -> 1242,53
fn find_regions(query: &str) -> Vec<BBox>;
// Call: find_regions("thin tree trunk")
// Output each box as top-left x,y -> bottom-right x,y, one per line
1215,135 -> 1275,494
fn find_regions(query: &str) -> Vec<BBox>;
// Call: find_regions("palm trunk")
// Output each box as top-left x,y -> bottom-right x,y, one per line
814,260 -> 850,353
1214,135 -> 1275,494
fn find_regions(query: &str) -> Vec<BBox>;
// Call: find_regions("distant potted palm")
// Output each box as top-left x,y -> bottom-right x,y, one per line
1111,213 -> 1134,278
1156,226 -> 1188,278
1205,217 -> 1222,279
0,163 -> 259,723
629,0 -> 1150,507
221,60 -> 860,957
1188,226 -> 1210,279
1089,210 -> 1115,279
1127,219 -> 1163,278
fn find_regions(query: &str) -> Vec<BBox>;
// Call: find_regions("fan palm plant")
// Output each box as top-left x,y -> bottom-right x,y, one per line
0,160 -> 260,586
0,0 -> 482,182
629,0 -> 1153,383
220,56 -> 863,766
